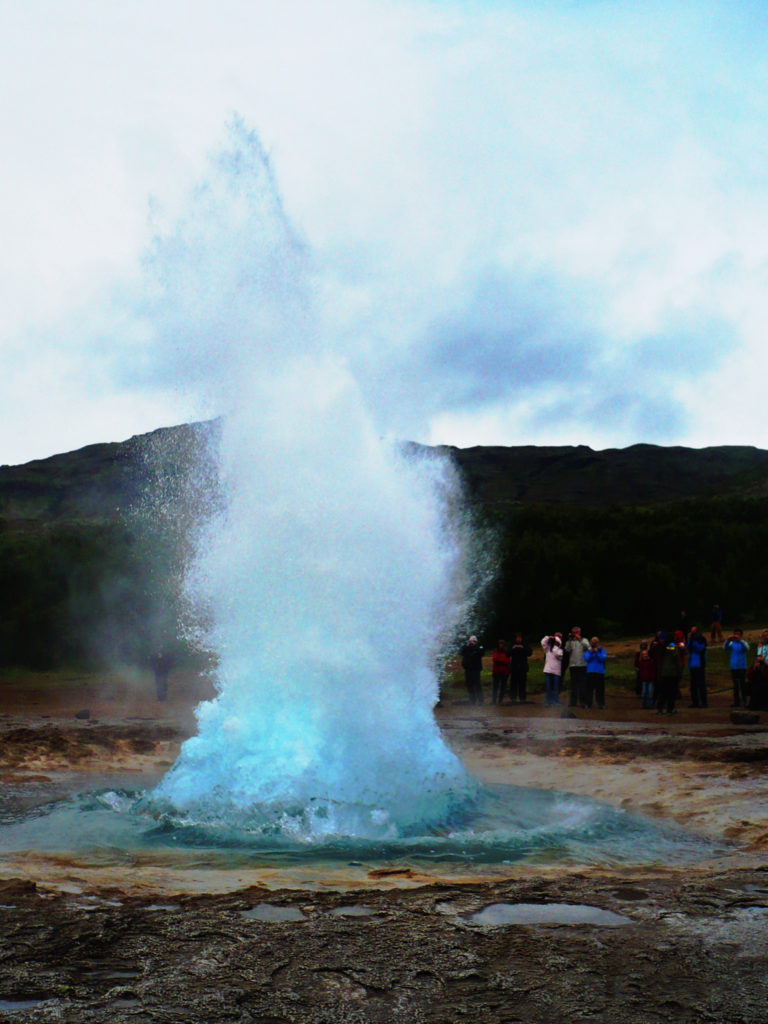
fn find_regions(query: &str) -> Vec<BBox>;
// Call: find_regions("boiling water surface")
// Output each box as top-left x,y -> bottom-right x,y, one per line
0,781 -> 721,872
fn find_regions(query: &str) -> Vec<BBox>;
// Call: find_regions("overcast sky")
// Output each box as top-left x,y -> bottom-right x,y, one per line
2,0 -> 767,465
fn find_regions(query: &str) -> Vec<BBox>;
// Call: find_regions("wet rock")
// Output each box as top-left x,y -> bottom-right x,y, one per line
1,873 -> 768,1022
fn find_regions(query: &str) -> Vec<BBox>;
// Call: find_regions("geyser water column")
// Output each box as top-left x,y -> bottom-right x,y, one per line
150,126 -> 477,841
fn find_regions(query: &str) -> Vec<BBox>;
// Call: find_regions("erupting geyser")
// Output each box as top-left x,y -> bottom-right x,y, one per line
0,124 -> 721,872
148,124 -> 478,841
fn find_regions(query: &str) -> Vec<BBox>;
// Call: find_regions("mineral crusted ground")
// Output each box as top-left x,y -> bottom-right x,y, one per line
1,669 -> 767,1022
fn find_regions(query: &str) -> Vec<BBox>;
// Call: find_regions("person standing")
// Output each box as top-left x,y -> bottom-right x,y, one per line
635,640 -> 656,709
584,636 -> 607,709
461,636 -> 485,705
686,626 -> 708,708
150,650 -> 174,702
747,629 -> 768,710
565,627 -> 590,708
540,633 -> 564,707
724,629 -> 750,708
648,629 -> 665,691
508,634 -> 532,703
491,639 -> 511,705
657,634 -> 684,714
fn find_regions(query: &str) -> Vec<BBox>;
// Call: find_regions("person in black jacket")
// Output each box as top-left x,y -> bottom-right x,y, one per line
507,633 -> 533,703
460,636 -> 485,704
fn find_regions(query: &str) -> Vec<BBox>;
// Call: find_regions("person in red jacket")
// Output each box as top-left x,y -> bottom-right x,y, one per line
634,640 -> 657,709
491,639 -> 511,705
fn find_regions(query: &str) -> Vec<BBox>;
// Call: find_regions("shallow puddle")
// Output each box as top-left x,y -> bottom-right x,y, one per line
80,969 -> 141,983
240,903 -> 307,922
469,902 -> 632,927
328,905 -> 377,917
0,1000 -> 46,1013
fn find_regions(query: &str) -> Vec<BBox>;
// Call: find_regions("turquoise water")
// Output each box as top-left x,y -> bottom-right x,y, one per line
0,781 -> 721,870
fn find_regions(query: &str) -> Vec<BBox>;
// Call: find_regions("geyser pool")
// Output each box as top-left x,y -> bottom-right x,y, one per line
0,781 -> 721,870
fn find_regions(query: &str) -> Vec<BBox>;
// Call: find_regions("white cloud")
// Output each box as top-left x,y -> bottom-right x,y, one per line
2,0 -> 768,462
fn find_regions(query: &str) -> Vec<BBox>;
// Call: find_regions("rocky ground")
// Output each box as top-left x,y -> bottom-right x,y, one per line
1,667 -> 767,1022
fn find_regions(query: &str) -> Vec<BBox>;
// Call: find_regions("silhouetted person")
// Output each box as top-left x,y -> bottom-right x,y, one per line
150,651 -> 174,701
657,634 -> 684,715
677,611 -> 689,640
508,634 -> 532,703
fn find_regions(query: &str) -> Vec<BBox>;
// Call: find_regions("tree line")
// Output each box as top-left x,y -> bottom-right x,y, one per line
1,488 -> 767,670
477,497 -> 768,642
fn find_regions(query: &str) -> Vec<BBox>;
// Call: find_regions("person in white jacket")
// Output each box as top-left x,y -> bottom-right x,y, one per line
541,633 -> 564,707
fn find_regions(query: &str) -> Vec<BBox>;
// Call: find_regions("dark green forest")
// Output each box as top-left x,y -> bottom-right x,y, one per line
478,498 -> 768,641
1,426 -> 767,669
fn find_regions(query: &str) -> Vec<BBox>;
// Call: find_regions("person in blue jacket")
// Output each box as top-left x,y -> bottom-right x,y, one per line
584,636 -> 607,709
724,629 -> 750,708
686,626 -> 708,708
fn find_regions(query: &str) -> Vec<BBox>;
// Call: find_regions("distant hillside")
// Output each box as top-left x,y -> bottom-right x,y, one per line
444,443 -> 768,508
3,425 -> 768,525
0,421 -> 217,528
2,424 -> 768,668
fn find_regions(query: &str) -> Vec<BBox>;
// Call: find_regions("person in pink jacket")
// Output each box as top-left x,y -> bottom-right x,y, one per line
541,633 -> 564,706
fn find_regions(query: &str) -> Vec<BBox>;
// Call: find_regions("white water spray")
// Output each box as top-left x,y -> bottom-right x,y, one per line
150,123 -> 477,840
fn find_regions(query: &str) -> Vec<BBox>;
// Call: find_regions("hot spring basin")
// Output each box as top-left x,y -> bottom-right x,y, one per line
0,781 -> 723,876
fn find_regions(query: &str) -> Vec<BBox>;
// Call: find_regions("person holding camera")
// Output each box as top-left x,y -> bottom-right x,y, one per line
724,629 -> 750,708
565,626 -> 590,708
584,636 -> 607,709
540,633 -> 564,707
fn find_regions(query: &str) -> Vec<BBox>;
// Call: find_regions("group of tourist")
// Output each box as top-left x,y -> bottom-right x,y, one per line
458,613 -> 768,713
459,628 -> 606,709
635,625 -> 768,714
635,628 -> 707,715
